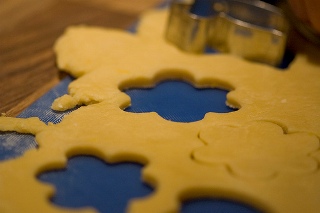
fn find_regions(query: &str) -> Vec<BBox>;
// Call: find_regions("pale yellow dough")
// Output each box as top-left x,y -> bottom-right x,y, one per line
0,8 -> 320,213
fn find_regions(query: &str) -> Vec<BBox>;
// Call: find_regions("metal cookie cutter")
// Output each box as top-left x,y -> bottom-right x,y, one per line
165,0 -> 289,66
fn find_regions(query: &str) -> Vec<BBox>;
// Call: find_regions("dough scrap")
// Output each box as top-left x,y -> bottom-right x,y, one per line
0,8 -> 320,213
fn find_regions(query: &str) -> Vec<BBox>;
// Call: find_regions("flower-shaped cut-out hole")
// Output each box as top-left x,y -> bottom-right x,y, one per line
181,198 -> 263,213
123,80 -> 236,122
38,155 -> 153,213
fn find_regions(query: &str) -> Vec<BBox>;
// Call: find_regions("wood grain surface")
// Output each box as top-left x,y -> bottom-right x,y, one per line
0,0 -> 163,116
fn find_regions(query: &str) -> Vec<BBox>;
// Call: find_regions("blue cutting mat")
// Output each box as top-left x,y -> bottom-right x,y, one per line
0,0 -> 293,212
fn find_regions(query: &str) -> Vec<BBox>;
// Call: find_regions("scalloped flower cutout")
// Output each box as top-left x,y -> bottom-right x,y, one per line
123,80 -> 236,122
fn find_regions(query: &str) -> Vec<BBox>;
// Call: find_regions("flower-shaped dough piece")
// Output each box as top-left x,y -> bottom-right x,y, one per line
194,121 -> 319,179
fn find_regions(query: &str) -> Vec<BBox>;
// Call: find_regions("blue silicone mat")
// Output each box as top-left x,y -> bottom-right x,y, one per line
0,0 -> 293,212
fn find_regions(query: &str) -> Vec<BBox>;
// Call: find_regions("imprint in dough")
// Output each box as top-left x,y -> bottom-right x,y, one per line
193,121 -> 319,179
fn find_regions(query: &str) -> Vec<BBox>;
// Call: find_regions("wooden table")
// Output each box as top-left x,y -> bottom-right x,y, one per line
0,0 -> 163,116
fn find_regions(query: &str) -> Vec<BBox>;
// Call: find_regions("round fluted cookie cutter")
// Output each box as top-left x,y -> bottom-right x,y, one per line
165,0 -> 289,66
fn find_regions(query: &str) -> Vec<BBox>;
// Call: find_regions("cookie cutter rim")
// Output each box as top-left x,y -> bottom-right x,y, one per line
165,0 -> 290,66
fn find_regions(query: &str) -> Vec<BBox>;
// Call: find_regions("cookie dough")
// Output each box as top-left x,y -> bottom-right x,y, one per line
0,8 -> 320,213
